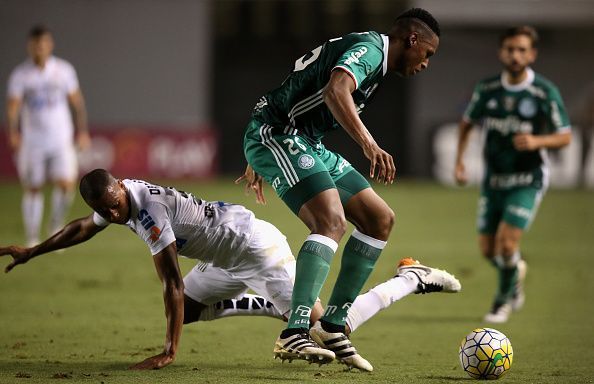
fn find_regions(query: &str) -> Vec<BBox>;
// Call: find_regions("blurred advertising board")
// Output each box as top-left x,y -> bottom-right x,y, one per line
0,127 -> 218,180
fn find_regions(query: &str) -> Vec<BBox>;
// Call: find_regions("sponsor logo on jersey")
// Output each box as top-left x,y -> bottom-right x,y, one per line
138,209 -> 161,243
138,209 -> 156,230
489,172 -> 534,188
484,116 -> 533,135
518,97 -> 537,118
344,46 -> 368,65
297,154 -> 315,169
149,226 -> 161,242
487,98 -> 498,109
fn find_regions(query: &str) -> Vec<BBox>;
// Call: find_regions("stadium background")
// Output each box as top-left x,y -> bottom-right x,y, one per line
1,0 -> 593,184
0,1 -> 593,383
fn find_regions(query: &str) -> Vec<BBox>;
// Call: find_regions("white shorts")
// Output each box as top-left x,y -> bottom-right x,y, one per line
183,219 -> 296,315
17,143 -> 78,187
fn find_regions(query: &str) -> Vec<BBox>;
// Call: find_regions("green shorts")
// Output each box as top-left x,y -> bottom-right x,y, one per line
243,118 -> 370,214
477,186 -> 546,234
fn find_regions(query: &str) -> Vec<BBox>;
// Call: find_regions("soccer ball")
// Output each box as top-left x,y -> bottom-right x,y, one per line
459,328 -> 513,380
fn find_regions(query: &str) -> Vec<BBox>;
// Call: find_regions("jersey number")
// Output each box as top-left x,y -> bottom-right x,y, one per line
283,137 -> 307,155
294,46 -> 322,72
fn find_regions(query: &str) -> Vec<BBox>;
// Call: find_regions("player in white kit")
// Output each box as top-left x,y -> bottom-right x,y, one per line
6,25 -> 90,246
0,169 -> 460,370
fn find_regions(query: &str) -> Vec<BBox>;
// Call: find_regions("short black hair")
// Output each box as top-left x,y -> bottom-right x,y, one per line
499,26 -> 539,48
395,8 -> 440,37
79,169 -> 115,202
28,24 -> 51,39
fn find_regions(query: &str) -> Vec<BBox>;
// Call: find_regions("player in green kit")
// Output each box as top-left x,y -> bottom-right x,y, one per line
454,26 -> 571,323
238,8 -> 440,370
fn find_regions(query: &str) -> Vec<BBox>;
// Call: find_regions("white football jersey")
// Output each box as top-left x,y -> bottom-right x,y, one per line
92,179 -> 256,269
7,56 -> 79,147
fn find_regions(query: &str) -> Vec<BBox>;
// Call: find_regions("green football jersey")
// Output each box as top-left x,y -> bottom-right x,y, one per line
463,68 -> 571,189
252,31 -> 388,142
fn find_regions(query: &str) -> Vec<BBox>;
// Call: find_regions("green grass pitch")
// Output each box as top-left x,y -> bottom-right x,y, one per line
0,179 -> 592,383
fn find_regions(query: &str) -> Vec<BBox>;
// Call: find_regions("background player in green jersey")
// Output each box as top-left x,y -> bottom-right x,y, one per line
454,26 -> 571,323
238,8 -> 440,370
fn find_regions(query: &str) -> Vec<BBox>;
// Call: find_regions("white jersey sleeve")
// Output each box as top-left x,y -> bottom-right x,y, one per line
7,68 -> 24,99
62,61 -> 79,94
134,201 -> 176,256
92,212 -> 110,227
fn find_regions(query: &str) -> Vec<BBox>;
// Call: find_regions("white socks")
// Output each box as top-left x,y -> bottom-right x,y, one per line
50,188 -> 74,236
199,294 -> 284,321
346,274 -> 418,333
196,274 -> 420,334
22,191 -> 43,246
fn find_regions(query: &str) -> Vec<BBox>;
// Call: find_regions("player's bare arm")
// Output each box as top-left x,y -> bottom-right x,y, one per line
513,131 -> 571,151
0,214 -> 105,273
67,89 -> 90,150
5,96 -> 22,152
454,119 -> 475,185
324,69 -> 396,184
235,164 -> 265,204
130,242 -> 184,370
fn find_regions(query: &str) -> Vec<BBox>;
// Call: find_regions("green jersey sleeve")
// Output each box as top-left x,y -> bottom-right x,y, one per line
544,85 -> 571,133
463,83 -> 486,122
332,43 -> 383,90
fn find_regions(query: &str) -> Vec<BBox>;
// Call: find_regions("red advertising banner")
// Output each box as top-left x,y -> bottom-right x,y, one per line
0,126 -> 219,180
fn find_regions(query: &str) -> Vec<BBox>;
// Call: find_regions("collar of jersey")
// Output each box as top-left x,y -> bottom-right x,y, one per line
501,67 -> 534,92
381,34 -> 389,76
27,55 -> 56,72
123,179 -> 140,225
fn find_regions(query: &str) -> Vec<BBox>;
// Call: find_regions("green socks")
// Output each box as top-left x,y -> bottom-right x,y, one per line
287,235 -> 338,329
493,251 -> 520,305
322,229 -> 385,327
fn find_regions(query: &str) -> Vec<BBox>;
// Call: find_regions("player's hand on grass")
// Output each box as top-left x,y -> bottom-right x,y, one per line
454,162 -> 468,185
364,143 -> 395,185
0,246 -> 33,273
129,352 -> 175,370
235,164 -> 266,204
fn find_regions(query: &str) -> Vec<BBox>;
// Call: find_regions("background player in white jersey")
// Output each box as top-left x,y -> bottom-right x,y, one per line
0,169 -> 460,370
6,24 -> 90,246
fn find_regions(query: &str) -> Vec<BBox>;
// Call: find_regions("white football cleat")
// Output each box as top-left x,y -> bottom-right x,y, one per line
483,302 -> 512,323
395,258 -> 462,294
511,259 -> 527,312
309,321 -> 373,372
273,330 -> 335,365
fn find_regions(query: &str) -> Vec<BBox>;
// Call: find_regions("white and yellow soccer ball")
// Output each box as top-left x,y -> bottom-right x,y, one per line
459,328 -> 513,380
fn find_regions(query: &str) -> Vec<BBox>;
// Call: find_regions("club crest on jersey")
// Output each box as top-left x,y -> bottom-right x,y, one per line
298,154 -> 315,169
344,46 -> 368,65
518,97 -> 537,118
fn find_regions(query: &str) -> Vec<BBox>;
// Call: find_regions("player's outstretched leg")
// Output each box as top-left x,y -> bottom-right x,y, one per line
273,330 -> 335,365
395,257 -> 462,293
309,321 -> 373,372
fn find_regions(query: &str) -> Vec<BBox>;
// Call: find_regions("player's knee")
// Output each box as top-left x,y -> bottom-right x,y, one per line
309,209 -> 347,238
360,207 -> 395,240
